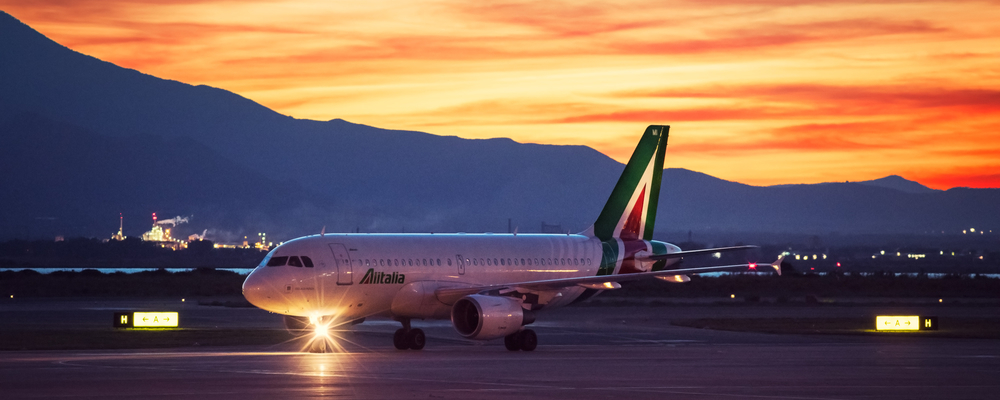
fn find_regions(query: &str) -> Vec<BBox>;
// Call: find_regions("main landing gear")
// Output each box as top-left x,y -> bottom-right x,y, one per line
504,329 -> 537,352
393,318 -> 425,350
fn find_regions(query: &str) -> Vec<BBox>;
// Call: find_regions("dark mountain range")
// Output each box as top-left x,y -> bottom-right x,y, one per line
857,176 -> 937,194
1,11 -> 997,241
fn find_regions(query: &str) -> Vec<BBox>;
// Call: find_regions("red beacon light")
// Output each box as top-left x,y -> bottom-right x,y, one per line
836,262 -> 841,267
748,263 -> 757,270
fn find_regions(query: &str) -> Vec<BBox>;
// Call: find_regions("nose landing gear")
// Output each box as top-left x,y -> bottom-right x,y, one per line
393,318 -> 425,350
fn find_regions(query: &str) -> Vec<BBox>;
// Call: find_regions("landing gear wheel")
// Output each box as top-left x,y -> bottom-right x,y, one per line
407,328 -> 426,350
393,328 -> 409,350
504,332 -> 521,351
519,329 -> 537,352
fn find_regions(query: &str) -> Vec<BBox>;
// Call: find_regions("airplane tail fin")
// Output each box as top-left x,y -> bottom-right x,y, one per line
591,125 -> 669,241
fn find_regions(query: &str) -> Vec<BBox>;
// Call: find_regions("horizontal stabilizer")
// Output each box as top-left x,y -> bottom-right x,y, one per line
772,254 -> 784,276
644,245 -> 757,261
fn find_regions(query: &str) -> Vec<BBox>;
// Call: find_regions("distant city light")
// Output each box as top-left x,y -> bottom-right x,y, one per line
880,250 -> 885,255
970,228 -> 976,233
730,294 -> 735,299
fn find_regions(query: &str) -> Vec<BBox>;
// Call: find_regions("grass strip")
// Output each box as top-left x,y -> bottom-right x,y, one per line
671,317 -> 1000,339
0,329 -> 292,351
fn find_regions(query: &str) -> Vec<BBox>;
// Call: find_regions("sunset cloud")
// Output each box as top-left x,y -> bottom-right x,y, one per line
1,0 -> 998,189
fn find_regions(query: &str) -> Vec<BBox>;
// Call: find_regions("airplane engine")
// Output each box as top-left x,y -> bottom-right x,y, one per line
451,295 -> 535,340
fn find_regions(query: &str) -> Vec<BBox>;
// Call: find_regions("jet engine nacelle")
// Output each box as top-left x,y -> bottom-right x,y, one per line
451,295 -> 535,340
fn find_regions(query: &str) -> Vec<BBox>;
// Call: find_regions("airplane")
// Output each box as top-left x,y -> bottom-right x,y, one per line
242,125 -> 781,352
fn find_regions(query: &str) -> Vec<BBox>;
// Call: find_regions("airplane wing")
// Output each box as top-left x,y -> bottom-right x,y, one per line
435,255 -> 784,305
642,245 -> 758,261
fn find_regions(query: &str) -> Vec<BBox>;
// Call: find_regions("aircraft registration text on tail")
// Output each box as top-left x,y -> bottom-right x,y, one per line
242,125 -> 779,352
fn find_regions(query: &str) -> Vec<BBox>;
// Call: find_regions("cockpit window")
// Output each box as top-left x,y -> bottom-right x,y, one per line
302,256 -> 314,268
288,256 -> 303,267
267,256 -> 289,267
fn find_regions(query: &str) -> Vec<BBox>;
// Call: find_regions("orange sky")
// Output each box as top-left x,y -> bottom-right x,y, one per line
3,0 -> 999,189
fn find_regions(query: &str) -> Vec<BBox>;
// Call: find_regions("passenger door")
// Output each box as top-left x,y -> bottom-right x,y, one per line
329,243 -> 353,285
456,254 -> 465,275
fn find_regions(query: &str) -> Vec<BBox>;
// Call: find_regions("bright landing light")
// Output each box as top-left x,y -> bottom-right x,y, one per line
297,316 -> 353,354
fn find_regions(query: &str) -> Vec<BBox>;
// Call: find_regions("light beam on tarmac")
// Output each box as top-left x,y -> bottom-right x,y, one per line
293,315 -> 372,354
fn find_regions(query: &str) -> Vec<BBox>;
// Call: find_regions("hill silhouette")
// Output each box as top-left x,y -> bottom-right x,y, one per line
1,11 -> 997,241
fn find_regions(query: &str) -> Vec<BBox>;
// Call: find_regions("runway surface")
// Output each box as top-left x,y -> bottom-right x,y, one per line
2,298 -> 999,399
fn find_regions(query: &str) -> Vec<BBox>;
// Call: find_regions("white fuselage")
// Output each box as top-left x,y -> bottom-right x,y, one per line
242,233 -> 661,323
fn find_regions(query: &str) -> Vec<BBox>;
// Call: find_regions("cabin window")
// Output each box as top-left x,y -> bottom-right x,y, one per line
394,259 -> 399,266
302,256 -> 315,268
266,256 -> 288,267
473,259 -> 478,266
487,259 -> 492,266
480,258 -> 485,265
447,258 -> 452,266
507,258 -> 512,266
494,258 -> 498,265
436,259 -> 441,266
513,259 -> 518,266
422,259 -> 426,266
500,258 -> 505,266
380,259 -> 384,266
520,258 -> 525,265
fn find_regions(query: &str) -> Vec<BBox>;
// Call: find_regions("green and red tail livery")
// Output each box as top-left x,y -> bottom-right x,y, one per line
593,125 -> 668,242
